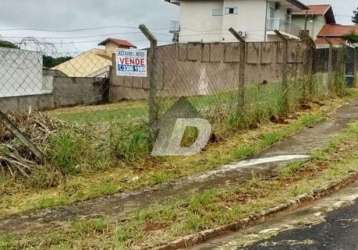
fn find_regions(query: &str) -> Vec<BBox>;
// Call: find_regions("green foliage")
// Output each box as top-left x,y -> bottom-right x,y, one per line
180,126 -> 199,147
110,123 -> 151,161
232,145 -> 256,159
279,161 -> 305,177
353,7 -> 358,24
47,130 -> 110,175
343,33 -> 358,43
43,55 -> 72,68
0,40 -> 18,49
228,83 -> 283,129
48,131 -> 82,175
260,132 -> 282,147
72,217 -> 108,235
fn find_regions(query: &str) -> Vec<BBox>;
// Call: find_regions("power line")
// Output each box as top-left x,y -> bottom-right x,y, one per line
0,25 -> 170,33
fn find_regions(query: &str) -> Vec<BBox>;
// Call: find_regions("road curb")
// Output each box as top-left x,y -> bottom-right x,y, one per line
152,172 -> 358,250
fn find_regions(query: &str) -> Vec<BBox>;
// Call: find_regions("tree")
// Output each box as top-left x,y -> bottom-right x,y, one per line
344,33 -> 358,43
42,55 -> 72,68
0,40 -> 19,49
353,7 -> 358,24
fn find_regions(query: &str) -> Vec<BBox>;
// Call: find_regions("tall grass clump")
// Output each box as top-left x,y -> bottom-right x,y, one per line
228,82 -> 284,129
110,122 -> 151,161
47,129 -> 110,175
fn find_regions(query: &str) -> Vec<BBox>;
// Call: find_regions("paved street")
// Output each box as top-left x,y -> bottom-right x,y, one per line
242,199 -> 358,250
191,182 -> 358,250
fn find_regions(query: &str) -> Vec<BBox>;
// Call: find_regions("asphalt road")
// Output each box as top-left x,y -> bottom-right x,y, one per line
191,182 -> 358,250
242,200 -> 358,250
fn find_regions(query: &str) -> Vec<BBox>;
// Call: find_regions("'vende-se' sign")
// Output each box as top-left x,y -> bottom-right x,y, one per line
116,49 -> 147,77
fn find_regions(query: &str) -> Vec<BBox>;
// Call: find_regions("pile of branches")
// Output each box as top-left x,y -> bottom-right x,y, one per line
0,113 -> 67,177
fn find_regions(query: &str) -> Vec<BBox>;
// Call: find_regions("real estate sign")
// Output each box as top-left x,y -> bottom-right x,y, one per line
116,49 -> 147,77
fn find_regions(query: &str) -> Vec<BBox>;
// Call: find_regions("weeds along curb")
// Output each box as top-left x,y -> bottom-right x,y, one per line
152,172 -> 358,250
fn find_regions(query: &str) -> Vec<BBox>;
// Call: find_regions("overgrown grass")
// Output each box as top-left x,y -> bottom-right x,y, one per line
0,103 -> 334,217
0,81 -> 350,217
5,122 -> 358,249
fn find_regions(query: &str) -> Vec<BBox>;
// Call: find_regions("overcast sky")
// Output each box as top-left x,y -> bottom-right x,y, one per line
0,0 -> 356,54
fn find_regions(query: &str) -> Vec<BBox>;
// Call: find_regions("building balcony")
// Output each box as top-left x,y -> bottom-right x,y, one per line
266,18 -> 301,39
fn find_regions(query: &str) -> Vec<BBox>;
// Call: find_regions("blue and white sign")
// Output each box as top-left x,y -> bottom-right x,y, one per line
116,49 -> 147,77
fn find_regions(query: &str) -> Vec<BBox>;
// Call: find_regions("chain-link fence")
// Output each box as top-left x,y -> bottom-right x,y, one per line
139,33 -> 351,142
0,28 -> 356,178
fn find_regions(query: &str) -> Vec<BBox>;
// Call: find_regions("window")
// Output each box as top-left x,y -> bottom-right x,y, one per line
212,8 -> 223,16
225,7 -> 238,15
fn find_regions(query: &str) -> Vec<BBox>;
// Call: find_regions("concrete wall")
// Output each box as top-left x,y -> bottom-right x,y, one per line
0,48 -> 48,98
110,41 -> 307,101
0,76 -> 108,113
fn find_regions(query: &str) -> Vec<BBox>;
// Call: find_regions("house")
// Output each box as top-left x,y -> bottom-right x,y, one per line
292,4 -> 336,40
53,38 -> 136,78
315,24 -> 358,47
293,5 -> 358,47
165,0 -> 308,43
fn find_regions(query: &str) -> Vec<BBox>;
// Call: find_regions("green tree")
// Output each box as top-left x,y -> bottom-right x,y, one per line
0,40 -> 19,49
353,7 -> 358,24
43,55 -> 72,68
344,33 -> 358,43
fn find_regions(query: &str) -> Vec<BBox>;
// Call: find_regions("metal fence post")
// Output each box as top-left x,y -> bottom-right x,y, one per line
229,28 -> 246,114
274,30 -> 289,114
324,37 -> 334,95
300,31 -> 316,100
354,46 -> 358,88
139,24 -> 159,139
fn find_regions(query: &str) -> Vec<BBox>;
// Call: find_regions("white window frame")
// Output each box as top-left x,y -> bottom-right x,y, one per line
225,7 -> 238,15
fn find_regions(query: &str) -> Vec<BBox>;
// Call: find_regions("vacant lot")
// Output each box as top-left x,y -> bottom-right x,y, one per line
0,82 -> 348,218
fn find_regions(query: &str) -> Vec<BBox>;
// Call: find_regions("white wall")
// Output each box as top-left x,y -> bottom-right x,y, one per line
0,48 -> 51,98
180,0 -> 224,43
222,0 -> 266,42
292,15 -> 326,40
179,0 -> 267,43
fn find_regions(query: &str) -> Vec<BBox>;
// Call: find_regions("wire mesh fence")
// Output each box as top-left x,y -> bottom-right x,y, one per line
145,37 -> 350,141
0,28 -> 356,178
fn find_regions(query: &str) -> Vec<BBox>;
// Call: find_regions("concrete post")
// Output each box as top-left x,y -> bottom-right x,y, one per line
139,24 -> 159,139
275,30 -> 289,115
229,27 -> 246,114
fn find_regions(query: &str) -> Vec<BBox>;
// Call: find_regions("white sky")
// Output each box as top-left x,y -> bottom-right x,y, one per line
0,0 -> 356,55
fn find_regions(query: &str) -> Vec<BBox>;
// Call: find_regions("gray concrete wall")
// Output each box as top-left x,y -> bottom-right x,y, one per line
110,41 -> 308,101
0,76 -> 108,113
52,76 -> 106,107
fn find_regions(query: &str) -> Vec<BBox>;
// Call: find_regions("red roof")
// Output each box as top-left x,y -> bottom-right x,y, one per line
293,4 -> 336,24
98,38 -> 136,48
293,4 -> 331,15
315,37 -> 346,46
318,24 -> 358,37
315,24 -> 358,46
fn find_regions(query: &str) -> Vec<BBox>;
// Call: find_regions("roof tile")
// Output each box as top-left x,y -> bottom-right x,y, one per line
98,38 -> 136,48
318,24 -> 358,37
